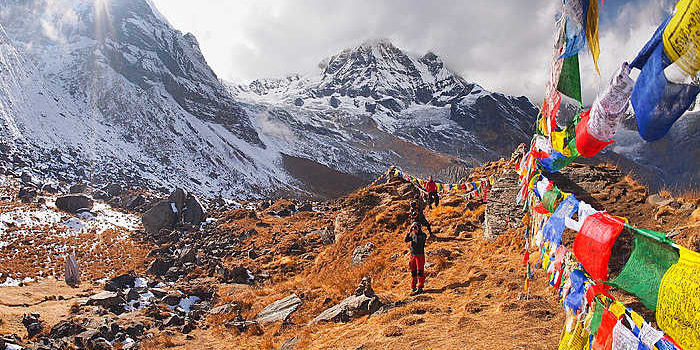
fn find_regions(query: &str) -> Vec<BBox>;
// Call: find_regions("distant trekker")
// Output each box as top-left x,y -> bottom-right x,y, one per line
425,176 -> 439,209
405,222 -> 428,295
410,200 -> 432,235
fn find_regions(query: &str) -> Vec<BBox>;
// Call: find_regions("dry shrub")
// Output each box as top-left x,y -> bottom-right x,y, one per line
382,325 -> 403,337
140,334 -> 177,349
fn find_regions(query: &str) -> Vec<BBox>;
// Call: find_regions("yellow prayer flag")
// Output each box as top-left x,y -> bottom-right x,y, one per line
656,246 -> 700,350
586,0 -> 600,74
663,0 -> 700,76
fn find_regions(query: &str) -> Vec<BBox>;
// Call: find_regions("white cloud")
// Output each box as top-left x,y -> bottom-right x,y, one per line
151,0 -> 674,105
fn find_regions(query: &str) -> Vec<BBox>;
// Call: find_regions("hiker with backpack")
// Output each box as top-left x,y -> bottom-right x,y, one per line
410,200 -> 432,236
405,222 -> 428,295
424,176 -> 439,209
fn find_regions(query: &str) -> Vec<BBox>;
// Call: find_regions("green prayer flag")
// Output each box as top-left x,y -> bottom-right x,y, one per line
590,299 -> 605,335
557,53 -> 582,104
608,226 -> 680,310
542,187 -> 562,213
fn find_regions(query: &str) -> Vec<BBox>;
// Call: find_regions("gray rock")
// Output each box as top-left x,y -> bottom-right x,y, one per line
168,188 -> 186,215
102,183 -> 123,197
86,291 -> 124,309
178,248 -> 196,264
164,314 -> 184,327
69,183 -> 88,194
183,195 -> 205,226
351,242 -> 375,265
55,194 -> 94,213
18,186 -> 37,203
310,294 -> 381,324
146,258 -> 172,276
74,329 -> 99,348
141,200 -> 177,234
104,272 -> 136,291
647,194 -> 674,207
255,294 -> 302,323
310,277 -> 381,324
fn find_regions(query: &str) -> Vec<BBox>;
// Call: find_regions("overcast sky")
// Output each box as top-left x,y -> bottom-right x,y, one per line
150,0 -> 675,104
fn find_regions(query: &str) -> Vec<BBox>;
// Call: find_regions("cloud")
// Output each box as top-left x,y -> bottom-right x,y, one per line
151,0 -> 675,105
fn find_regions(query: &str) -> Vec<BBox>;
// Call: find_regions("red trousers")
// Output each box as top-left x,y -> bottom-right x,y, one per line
409,254 -> 425,288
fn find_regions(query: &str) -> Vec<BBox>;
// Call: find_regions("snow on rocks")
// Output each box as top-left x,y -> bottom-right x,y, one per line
0,175 -> 147,282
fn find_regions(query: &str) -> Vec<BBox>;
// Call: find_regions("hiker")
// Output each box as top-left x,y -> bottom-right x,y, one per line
405,222 -> 428,295
425,176 -> 439,209
410,200 -> 432,235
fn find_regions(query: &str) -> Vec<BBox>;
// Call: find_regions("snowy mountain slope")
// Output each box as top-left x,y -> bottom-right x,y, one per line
232,40 -> 540,169
0,0 -> 300,197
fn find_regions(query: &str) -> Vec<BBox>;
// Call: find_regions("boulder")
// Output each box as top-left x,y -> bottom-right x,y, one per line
178,248 -> 197,264
141,200 -> 177,234
647,194 -> 675,207
183,195 -> 205,226
18,186 -> 37,203
310,277 -> 381,324
86,291 -> 124,309
92,190 -> 110,200
55,194 -> 93,213
351,242 -> 375,265
124,195 -> 146,210
104,272 -> 136,292
164,315 -> 185,327
50,320 -> 86,339
168,188 -> 186,215
146,258 -> 172,276
69,183 -> 88,194
21,313 -> 43,338
329,96 -> 341,108
102,183 -> 123,197
255,294 -> 302,323
293,98 -> 304,106
310,292 -> 381,324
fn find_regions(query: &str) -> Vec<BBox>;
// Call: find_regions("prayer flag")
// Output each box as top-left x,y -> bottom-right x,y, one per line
608,227 -> 679,310
573,212 -> 624,281
630,12 -> 700,141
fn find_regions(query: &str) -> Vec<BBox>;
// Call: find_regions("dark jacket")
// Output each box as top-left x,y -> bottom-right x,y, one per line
410,209 -> 432,234
405,230 -> 427,255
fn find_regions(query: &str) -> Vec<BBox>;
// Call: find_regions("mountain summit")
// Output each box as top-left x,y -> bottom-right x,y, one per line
232,39 -> 539,169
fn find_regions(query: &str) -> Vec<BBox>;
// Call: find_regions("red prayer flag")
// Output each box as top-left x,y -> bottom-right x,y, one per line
576,108 -> 614,157
593,309 -> 619,350
573,212 -> 624,281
